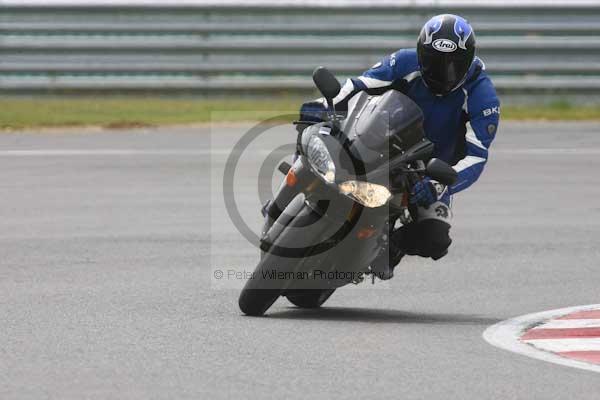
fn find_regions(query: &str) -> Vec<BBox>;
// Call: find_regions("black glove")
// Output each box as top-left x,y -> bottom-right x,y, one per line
299,99 -> 328,123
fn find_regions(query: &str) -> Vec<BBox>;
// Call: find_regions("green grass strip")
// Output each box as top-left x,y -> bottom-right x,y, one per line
0,98 -> 598,130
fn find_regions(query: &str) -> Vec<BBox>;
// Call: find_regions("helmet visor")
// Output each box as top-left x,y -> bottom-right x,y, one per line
420,50 -> 470,94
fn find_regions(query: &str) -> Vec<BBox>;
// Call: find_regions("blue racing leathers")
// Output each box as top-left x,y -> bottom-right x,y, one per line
329,48 -> 500,195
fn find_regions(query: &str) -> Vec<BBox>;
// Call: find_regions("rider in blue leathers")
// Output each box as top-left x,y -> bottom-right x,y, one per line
292,14 -> 500,278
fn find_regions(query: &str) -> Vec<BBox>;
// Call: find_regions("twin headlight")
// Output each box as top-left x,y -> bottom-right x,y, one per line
338,180 -> 392,208
306,135 -> 336,183
305,135 -> 391,208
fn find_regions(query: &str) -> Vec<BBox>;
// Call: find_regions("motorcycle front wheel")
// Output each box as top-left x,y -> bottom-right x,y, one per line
286,289 -> 335,309
238,287 -> 281,317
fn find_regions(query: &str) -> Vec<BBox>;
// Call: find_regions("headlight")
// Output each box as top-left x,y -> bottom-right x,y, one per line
338,180 -> 392,208
307,135 -> 335,183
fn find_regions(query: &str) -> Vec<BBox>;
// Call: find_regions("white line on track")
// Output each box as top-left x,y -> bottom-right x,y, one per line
0,149 -> 215,156
495,148 -> 600,155
0,148 -> 599,157
483,304 -> 600,373
0,149 -> 282,156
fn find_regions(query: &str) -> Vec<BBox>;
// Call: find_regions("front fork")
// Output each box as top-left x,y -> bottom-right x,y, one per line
261,157 -> 305,238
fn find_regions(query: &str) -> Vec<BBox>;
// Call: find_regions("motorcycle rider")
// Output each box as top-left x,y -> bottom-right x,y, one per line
268,14 -> 500,279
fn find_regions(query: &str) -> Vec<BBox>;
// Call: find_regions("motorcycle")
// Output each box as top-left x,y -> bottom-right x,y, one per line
238,67 -> 457,316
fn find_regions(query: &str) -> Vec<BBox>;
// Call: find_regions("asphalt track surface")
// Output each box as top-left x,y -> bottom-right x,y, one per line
1,121 -> 600,399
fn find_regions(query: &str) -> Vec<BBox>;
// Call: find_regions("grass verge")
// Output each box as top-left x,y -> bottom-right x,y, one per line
0,98 -> 599,130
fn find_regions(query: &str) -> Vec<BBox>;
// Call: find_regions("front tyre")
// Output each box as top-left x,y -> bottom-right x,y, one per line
238,194 -> 326,316
238,288 -> 280,316
238,246 -> 289,316
286,289 -> 335,309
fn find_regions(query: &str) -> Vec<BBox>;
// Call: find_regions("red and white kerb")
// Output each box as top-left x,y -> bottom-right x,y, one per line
484,304 -> 600,373
520,309 -> 600,365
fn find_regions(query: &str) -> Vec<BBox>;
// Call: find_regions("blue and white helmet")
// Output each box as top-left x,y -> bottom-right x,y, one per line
417,14 -> 476,95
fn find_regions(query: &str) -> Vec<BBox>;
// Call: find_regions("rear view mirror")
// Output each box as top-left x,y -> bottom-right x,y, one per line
426,158 -> 458,186
312,67 -> 341,103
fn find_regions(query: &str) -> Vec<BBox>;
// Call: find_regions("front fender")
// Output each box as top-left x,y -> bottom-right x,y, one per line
260,194 -> 331,258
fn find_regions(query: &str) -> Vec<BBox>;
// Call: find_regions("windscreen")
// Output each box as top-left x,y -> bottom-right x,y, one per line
341,90 -> 425,165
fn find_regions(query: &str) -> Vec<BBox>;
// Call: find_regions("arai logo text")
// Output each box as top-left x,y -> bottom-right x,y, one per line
432,39 -> 457,53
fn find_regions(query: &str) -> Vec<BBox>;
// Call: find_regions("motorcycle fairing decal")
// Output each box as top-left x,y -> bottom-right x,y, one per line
318,126 -> 332,135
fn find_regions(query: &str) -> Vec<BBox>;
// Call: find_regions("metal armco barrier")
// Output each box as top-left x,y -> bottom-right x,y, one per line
1,4 -> 599,94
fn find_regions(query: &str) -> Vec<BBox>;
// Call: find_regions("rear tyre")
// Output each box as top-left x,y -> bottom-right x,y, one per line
286,289 -> 335,309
